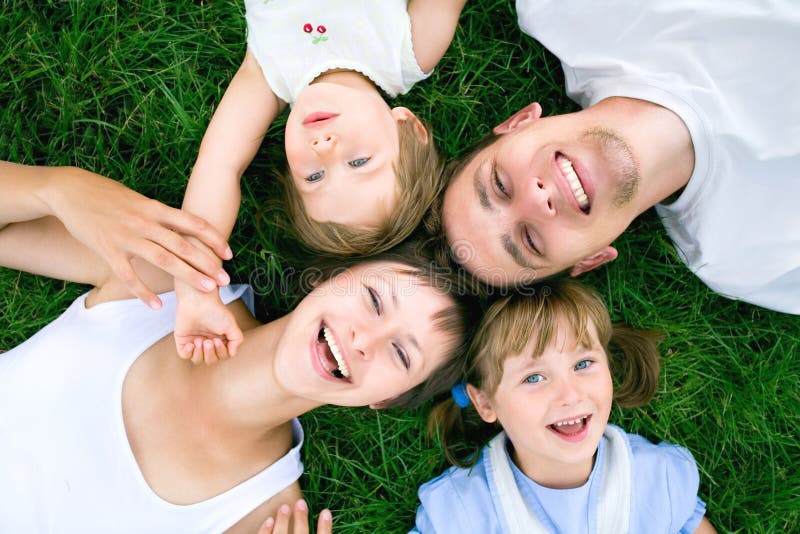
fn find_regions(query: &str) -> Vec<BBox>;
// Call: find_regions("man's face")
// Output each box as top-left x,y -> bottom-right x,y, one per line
443,106 -> 642,285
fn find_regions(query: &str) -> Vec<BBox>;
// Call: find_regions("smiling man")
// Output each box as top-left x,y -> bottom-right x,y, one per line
442,0 -> 800,314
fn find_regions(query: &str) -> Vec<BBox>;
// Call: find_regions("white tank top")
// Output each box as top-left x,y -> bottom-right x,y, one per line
0,285 -> 304,533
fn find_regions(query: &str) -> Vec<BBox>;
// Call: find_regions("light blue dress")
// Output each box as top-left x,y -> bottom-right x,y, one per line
411,425 -> 706,534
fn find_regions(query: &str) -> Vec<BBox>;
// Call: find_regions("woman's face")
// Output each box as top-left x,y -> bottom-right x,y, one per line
273,261 -> 458,407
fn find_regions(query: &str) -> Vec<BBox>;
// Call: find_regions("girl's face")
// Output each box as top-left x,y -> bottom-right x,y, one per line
470,317 -> 613,488
273,261 -> 457,407
284,83 -> 402,228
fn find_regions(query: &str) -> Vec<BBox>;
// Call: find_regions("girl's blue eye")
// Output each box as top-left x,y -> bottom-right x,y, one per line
575,360 -> 591,371
367,286 -> 381,315
393,343 -> 410,370
524,374 -> 543,384
349,157 -> 370,168
306,170 -> 325,182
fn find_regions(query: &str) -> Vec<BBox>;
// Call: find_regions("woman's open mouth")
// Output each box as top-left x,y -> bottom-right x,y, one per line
315,322 -> 351,381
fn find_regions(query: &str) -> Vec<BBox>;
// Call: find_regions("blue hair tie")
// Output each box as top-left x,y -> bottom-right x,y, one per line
451,381 -> 471,408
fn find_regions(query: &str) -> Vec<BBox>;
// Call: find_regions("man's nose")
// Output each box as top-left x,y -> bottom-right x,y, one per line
517,177 -> 555,218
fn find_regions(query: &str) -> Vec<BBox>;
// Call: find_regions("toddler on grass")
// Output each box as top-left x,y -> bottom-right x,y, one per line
175,0 -> 466,362
413,281 -> 717,534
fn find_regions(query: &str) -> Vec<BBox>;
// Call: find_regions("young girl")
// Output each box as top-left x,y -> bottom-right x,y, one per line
174,0 -> 467,361
413,281 -> 717,533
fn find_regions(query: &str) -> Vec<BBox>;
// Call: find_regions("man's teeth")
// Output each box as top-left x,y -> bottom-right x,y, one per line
558,155 -> 589,211
323,326 -> 350,379
554,416 -> 587,427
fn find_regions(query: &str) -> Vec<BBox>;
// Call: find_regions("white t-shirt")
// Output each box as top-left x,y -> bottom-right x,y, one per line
517,0 -> 800,313
0,285 -> 304,533
245,0 -> 430,104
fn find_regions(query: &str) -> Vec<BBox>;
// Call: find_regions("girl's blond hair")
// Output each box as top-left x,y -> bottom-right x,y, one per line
429,279 -> 662,467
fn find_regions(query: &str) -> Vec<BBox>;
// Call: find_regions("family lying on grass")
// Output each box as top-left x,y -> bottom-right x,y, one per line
2,0 -> 797,532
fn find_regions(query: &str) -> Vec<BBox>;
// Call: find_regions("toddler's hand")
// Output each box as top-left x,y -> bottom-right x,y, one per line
174,286 -> 243,365
258,500 -> 333,534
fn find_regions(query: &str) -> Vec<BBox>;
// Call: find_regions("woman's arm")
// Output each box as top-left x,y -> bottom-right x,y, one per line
0,162 -> 228,307
408,0 -> 468,73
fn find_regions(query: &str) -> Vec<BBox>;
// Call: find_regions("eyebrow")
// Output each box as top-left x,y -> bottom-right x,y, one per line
473,163 -> 541,271
387,278 -> 422,359
473,168 -> 496,212
502,234 -> 538,270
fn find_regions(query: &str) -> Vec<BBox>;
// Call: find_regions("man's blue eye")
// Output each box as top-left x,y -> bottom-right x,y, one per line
575,360 -> 591,370
349,157 -> 370,168
306,170 -> 325,182
524,374 -> 543,384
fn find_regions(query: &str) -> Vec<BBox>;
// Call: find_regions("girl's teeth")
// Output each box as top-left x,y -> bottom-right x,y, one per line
323,326 -> 350,378
555,416 -> 586,427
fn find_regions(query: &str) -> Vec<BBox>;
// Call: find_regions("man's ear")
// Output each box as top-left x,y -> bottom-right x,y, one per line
570,246 -> 618,277
493,102 -> 543,135
466,384 -> 497,423
391,106 -> 428,143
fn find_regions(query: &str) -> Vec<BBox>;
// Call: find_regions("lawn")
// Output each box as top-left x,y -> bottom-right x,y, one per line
2,1 -> 799,532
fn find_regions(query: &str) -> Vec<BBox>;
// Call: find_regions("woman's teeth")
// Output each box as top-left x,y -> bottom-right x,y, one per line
557,155 -> 589,211
323,326 -> 350,379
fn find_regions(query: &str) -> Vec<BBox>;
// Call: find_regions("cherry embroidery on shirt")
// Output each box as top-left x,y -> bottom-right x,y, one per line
303,21 -> 328,44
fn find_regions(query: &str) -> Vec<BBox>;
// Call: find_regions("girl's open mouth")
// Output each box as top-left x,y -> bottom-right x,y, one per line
547,414 -> 591,442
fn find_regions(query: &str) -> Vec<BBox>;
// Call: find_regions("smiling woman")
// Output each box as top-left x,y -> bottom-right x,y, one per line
0,164 -> 478,533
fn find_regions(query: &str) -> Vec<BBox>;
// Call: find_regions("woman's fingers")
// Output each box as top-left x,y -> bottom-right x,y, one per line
151,203 -> 233,262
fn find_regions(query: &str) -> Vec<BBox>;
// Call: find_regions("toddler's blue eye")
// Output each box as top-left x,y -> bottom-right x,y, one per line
575,360 -> 591,370
524,374 -> 543,384
349,157 -> 371,168
306,170 -> 325,182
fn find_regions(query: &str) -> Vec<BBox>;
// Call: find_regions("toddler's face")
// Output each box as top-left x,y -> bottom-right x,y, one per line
473,317 -> 613,488
285,83 -> 401,228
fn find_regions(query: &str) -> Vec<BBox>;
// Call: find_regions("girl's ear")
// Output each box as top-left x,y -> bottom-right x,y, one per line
391,106 -> 429,143
467,384 -> 497,423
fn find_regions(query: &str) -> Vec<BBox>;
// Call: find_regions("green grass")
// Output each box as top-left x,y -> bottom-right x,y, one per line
2,1 -> 799,532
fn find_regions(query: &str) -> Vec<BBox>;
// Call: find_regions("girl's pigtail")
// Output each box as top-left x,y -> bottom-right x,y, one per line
427,395 -> 500,468
608,324 -> 663,408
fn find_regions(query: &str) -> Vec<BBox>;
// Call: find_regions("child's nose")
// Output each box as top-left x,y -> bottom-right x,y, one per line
311,134 -> 337,153
556,376 -> 583,405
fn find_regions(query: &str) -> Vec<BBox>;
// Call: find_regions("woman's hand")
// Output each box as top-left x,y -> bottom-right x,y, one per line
258,500 -> 333,534
42,166 -> 233,309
